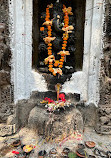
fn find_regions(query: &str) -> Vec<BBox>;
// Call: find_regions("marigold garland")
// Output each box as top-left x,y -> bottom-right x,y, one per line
40,4 -> 73,76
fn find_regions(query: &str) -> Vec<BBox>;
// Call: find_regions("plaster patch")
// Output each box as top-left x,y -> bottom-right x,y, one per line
31,69 -> 48,92
61,71 -> 86,100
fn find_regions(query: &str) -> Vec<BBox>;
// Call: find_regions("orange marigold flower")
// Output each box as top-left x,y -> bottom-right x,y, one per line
63,33 -> 66,36
62,44 -> 67,47
60,59 -> 64,62
63,37 -> 68,41
46,12 -> 50,14
64,16 -> 69,18
48,53 -> 52,55
48,31 -> 51,34
48,53 -> 52,56
54,63 -> 58,67
47,47 -> 52,50
48,43 -> 52,46
48,28 -> 52,32
49,62 -> 53,65
61,56 -> 65,58
65,22 -> 69,25
63,41 -> 67,44
54,62 -> 59,66
62,47 -> 66,50
49,68 -> 54,72
64,15 -> 69,18
59,65 -> 63,68
64,19 -> 69,22
55,60 -> 59,63
64,11 -> 67,14
65,21 -> 69,24
54,60 -> 59,67
49,65 -> 53,68
63,4 -> 66,9
45,19 -> 50,21
59,62 -> 63,65
48,26 -> 51,29
46,16 -> 50,18
40,27 -> 45,31
53,72 -> 56,76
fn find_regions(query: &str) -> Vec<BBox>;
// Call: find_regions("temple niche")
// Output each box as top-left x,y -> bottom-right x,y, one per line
0,0 -> 111,157
0,0 -> 111,140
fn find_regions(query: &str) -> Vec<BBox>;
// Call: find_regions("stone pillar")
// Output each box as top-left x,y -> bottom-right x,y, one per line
0,0 -> 18,136
95,0 -> 111,134
0,23 -> 17,136
9,0 -> 33,102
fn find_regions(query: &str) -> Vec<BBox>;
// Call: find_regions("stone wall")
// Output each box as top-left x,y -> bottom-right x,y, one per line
0,0 -> 17,136
95,0 -> 111,134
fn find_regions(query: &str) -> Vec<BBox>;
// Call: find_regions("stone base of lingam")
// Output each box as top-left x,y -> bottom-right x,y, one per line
28,105 -> 83,139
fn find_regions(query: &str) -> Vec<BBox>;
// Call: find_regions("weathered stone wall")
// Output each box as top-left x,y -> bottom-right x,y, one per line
96,0 -> 111,134
0,0 -> 9,44
0,0 -> 17,136
0,0 -> 12,122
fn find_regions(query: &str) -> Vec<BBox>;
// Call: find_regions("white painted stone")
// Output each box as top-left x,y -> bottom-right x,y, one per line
62,71 -> 86,99
31,69 -> 48,92
9,0 -> 104,106
9,0 -> 48,103
86,0 -> 104,106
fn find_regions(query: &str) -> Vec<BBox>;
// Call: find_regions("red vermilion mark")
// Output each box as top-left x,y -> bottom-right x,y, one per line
12,151 -> 20,154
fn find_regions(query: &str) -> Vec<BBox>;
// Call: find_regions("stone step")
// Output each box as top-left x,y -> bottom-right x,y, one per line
31,91 -> 80,102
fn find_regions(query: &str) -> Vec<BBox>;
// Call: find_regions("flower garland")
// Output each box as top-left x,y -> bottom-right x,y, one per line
40,4 -> 73,76
46,7 -> 53,72
59,5 -> 69,69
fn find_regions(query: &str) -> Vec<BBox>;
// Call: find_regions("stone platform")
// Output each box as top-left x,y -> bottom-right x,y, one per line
0,91 -> 98,137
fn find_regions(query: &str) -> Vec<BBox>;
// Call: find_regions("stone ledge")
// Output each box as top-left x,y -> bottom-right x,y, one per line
0,124 -> 16,136
95,123 -> 111,135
